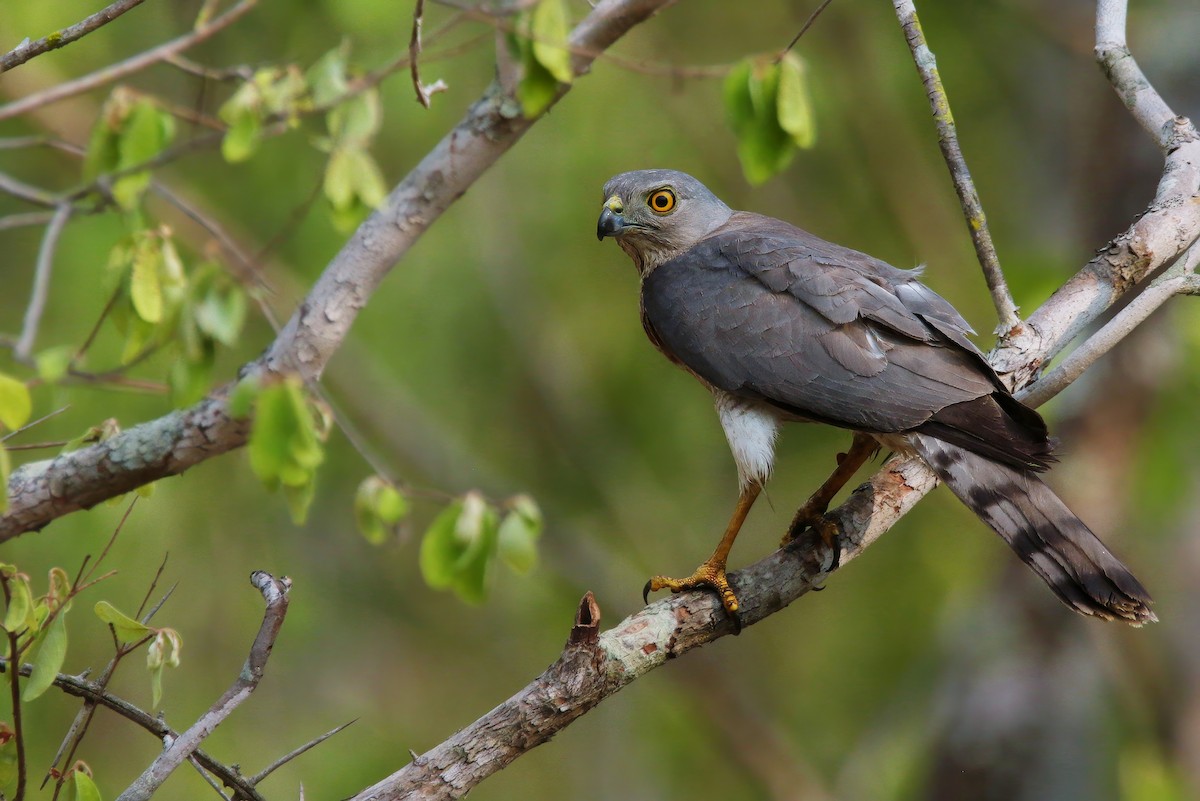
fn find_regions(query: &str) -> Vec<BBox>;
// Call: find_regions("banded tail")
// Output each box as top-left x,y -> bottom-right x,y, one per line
911,434 -> 1155,625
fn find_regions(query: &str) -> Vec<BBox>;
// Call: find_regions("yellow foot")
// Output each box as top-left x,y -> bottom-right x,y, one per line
781,510 -> 842,571
643,562 -> 741,631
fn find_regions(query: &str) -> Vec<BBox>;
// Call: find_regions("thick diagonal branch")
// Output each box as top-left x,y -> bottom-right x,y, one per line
0,0 -> 677,543
0,0 -> 150,73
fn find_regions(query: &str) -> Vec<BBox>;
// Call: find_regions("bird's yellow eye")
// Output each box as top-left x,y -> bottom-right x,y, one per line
648,189 -> 676,214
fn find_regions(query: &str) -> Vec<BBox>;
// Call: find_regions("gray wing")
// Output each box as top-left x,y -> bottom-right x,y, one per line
641,213 -> 1044,460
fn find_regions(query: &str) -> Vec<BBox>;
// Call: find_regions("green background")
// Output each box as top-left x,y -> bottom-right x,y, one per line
2,1 -> 1198,799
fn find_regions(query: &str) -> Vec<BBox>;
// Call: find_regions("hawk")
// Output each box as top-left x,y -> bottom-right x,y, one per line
597,168 -> 1153,627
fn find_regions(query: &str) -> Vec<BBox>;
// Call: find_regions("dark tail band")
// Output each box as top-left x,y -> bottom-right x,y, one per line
911,434 -> 1155,625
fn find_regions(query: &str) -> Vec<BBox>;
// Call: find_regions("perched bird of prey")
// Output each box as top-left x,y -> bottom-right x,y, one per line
597,168 -> 1154,627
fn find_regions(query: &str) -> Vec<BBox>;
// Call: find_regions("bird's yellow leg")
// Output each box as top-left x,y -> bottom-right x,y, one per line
781,432 -> 877,554
645,483 -> 762,622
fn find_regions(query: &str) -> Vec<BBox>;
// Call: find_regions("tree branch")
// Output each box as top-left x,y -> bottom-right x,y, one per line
0,0 -> 150,73
1094,0 -> 1177,148
0,0 -> 259,123
0,0 -> 678,543
892,0 -> 1020,334
0,659 -> 265,801
15,203 -> 71,361
116,571 -> 291,801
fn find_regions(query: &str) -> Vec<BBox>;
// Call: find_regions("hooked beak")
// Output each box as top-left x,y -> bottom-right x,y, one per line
596,195 -> 625,241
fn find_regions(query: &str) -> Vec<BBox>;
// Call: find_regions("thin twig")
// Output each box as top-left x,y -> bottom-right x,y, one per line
0,212 -> 55,231
0,172 -> 59,207
188,756 -> 232,801
0,0 -> 150,73
1,578 -> 27,801
1018,239 -> 1200,408
892,0 -> 1020,335
776,0 -> 835,62
247,719 -> 356,786
116,571 -> 292,801
0,0 -> 259,123
134,553 -> 171,619
410,0 -> 447,108
0,405 -> 70,443
0,659 -> 266,801
15,204 -> 71,360
1094,0 -> 1176,149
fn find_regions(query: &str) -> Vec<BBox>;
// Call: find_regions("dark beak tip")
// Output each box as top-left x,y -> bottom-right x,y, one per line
597,207 -> 622,241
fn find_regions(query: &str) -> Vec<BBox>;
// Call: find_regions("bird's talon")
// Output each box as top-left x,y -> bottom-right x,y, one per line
642,562 -> 741,626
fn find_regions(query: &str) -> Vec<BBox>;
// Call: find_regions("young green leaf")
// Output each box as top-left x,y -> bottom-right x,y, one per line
517,47 -> 559,118
71,768 -> 102,801
2,576 -> 34,634
724,58 -> 797,185
283,477 -> 316,525
227,376 -> 261,419
328,90 -> 381,147
112,99 -> 174,208
777,53 -> 816,149
193,280 -> 247,347
129,234 -> 164,323
354,476 -> 409,545
0,373 -> 32,431
93,600 -> 151,643
35,345 -> 75,384
531,0 -> 573,85
497,510 -> 538,575
221,109 -> 262,163
307,45 -> 350,107
419,501 -> 465,588
23,608 -> 67,701
450,503 -> 499,604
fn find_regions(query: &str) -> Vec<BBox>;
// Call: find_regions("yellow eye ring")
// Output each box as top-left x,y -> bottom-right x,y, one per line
648,189 -> 676,214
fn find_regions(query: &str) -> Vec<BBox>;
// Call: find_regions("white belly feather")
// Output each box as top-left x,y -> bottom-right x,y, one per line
714,391 -> 782,490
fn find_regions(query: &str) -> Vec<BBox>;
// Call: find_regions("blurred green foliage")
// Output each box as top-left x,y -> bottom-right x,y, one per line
0,1 -> 1198,800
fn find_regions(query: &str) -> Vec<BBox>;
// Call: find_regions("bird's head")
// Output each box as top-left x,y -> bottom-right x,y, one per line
597,169 -> 733,273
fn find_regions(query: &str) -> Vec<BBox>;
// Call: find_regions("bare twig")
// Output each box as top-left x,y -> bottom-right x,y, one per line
1019,239 -> 1200,408
891,0 -> 1020,335
1094,0 -> 1176,148
0,0 -> 150,73
0,577 -> 28,801
0,172 -> 59,207
0,405 -> 70,443
247,720 -> 356,786
0,212 -> 55,231
410,0 -> 447,108
15,204 -> 71,360
116,571 -> 292,801
776,0 -> 835,62
0,658 -> 266,801
0,0 -> 259,123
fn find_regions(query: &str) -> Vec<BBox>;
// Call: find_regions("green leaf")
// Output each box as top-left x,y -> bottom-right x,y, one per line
346,148 -> 387,208
149,661 -> 164,709
724,58 -> 797,185
497,494 -> 542,574
35,345 -> 75,384
307,45 -> 350,107
777,53 -> 816,149
72,768 -> 102,801
194,282 -> 247,347
94,600 -> 151,643
419,501 -> 464,588
146,629 -> 181,707
82,110 -> 121,181
221,108 -> 262,163
517,40 -> 559,119
450,503 -> 499,604
0,374 -> 32,431
323,147 -> 356,210
283,477 -> 316,525
129,235 -> 163,323
2,577 -> 33,635
531,0 -> 573,84
228,376 -> 261,419
112,99 -> 174,209
355,477 -> 409,545
24,608 -> 67,701
328,90 -> 381,147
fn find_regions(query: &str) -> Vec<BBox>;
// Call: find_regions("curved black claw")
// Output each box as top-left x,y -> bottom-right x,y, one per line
728,606 -> 743,635
642,579 -> 653,606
